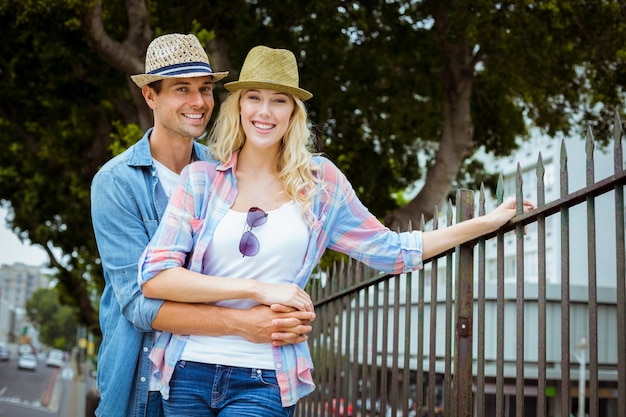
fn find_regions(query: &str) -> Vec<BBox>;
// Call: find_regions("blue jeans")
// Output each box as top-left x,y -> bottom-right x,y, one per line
163,361 -> 295,417
147,391 -> 165,417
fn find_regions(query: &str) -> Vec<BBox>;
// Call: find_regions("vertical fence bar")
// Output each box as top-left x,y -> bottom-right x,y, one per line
403,272 -> 412,417
336,264 -> 347,416
390,274 -> 401,417
495,177 -> 505,417
444,201 -> 454,417
317,296 -> 326,416
320,297 -> 331,416
613,112 -> 626,417
585,128 -> 598,417
331,266 -> 344,417
349,264 -> 360,417
536,153 -> 548,417
454,189 -> 475,417
370,281 -> 379,417
417,256 -> 425,414
327,263 -> 338,417
515,164 -> 526,417
360,277 -> 371,417
560,139 -> 571,417
428,211 -> 440,417
476,186 -> 487,417
379,280 -> 390,415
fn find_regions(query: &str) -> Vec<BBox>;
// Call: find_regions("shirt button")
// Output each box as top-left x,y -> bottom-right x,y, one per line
140,377 -> 146,382
275,363 -> 282,369
143,347 -> 149,352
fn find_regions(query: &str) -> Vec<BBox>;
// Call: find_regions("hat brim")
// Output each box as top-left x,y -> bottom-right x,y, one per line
131,71 -> 230,88
224,80 -> 312,101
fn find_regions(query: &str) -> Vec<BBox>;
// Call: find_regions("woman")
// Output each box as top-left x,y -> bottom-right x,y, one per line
139,45 -> 534,417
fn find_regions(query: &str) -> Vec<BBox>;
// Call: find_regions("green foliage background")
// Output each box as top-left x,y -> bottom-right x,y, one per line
0,0 -> 624,333
26,287 -> 78,350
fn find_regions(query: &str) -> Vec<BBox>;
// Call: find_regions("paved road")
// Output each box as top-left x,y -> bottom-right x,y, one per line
0,355 -> 64,416
0,401 -> 55,417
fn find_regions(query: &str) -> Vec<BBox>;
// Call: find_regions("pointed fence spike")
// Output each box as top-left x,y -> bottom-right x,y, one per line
560,138 -> 569,196
586,125 -> 595,186
614,111 -> 623,175
613,109 -> 623,143
516,163 -> 524,212
537,152 -> 545,207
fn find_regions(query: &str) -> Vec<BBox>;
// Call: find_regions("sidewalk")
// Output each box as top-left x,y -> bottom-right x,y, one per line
51,358 -> 91,417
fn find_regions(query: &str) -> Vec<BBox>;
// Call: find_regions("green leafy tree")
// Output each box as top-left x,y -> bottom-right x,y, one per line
0,0 -> 625,329
26,287 -> 78,351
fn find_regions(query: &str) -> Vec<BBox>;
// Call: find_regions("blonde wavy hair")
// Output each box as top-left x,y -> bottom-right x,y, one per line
207,90 -> 321,211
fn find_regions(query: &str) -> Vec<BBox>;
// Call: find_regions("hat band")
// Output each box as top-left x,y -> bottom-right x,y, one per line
148,61 -> 214,77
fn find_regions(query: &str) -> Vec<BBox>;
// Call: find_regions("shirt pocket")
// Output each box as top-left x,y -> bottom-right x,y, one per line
145,219 -> 159,240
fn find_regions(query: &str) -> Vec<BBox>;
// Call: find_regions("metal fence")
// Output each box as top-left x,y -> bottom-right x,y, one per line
296,113 -> 625,417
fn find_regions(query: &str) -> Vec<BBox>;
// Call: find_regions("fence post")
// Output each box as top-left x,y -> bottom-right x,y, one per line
454,189 -> 475,417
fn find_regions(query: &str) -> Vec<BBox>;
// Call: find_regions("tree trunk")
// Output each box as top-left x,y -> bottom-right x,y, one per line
384,5 -> 475,231
83,0 -> 154,130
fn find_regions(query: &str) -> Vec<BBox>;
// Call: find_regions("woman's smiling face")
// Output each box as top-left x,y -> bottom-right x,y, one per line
239,89 -> 295,152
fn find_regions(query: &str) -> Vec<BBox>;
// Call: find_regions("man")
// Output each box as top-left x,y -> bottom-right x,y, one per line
91,33 -> 314,417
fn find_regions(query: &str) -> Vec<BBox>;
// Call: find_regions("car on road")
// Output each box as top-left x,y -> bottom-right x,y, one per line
17,353 -> 38,371
0,346 -> 9,361
18,343 -> 34,356
46,349 -> 65,367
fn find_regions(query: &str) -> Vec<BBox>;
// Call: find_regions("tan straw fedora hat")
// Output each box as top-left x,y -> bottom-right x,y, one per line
224,46 -> 312,101
131,33 -> 229,87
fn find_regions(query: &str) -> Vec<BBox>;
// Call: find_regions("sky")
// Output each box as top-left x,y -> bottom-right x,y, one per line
0,206 -> 49,266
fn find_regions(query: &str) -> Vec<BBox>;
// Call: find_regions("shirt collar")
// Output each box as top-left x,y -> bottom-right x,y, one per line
127,127 -> 209,167
216,149 -> 240,172
126,128 -> 154,167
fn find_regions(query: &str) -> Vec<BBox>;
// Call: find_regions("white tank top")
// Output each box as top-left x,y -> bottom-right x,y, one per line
180,201 -> 309,369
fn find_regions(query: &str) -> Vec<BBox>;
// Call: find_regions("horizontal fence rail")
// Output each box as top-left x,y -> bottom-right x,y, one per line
297,113 -> 625,417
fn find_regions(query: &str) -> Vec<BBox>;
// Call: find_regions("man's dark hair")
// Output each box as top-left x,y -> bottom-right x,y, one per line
147,80 -> 163,94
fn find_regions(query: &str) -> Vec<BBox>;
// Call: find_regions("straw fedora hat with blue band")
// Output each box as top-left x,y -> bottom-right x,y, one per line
131,33 -> 229,88
224,46 -> 312,101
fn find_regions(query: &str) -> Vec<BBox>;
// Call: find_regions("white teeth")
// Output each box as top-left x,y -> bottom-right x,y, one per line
184,113 -> 203,119
253,122 -> 273,130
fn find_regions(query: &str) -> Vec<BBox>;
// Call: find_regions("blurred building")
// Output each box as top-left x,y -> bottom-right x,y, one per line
0,263 -> 50,347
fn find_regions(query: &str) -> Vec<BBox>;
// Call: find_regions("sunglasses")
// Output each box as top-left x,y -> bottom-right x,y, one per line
239,207 -> 268,257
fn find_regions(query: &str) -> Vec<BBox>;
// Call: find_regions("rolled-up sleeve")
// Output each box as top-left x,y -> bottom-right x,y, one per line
398,230 -> 423,272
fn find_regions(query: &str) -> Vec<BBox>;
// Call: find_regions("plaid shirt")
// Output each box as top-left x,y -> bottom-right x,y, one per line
139,151 -> 424,407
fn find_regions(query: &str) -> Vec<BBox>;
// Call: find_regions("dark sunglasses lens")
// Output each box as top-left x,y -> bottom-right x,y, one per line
247,207 -> 267,227
239,230 -> 260,257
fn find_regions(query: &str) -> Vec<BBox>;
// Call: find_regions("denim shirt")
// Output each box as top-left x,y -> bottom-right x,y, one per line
90,128 -> 208,417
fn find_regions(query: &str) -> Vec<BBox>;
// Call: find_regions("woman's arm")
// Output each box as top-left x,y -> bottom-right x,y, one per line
421,197 -> 534,260
141,267 -> 314,312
